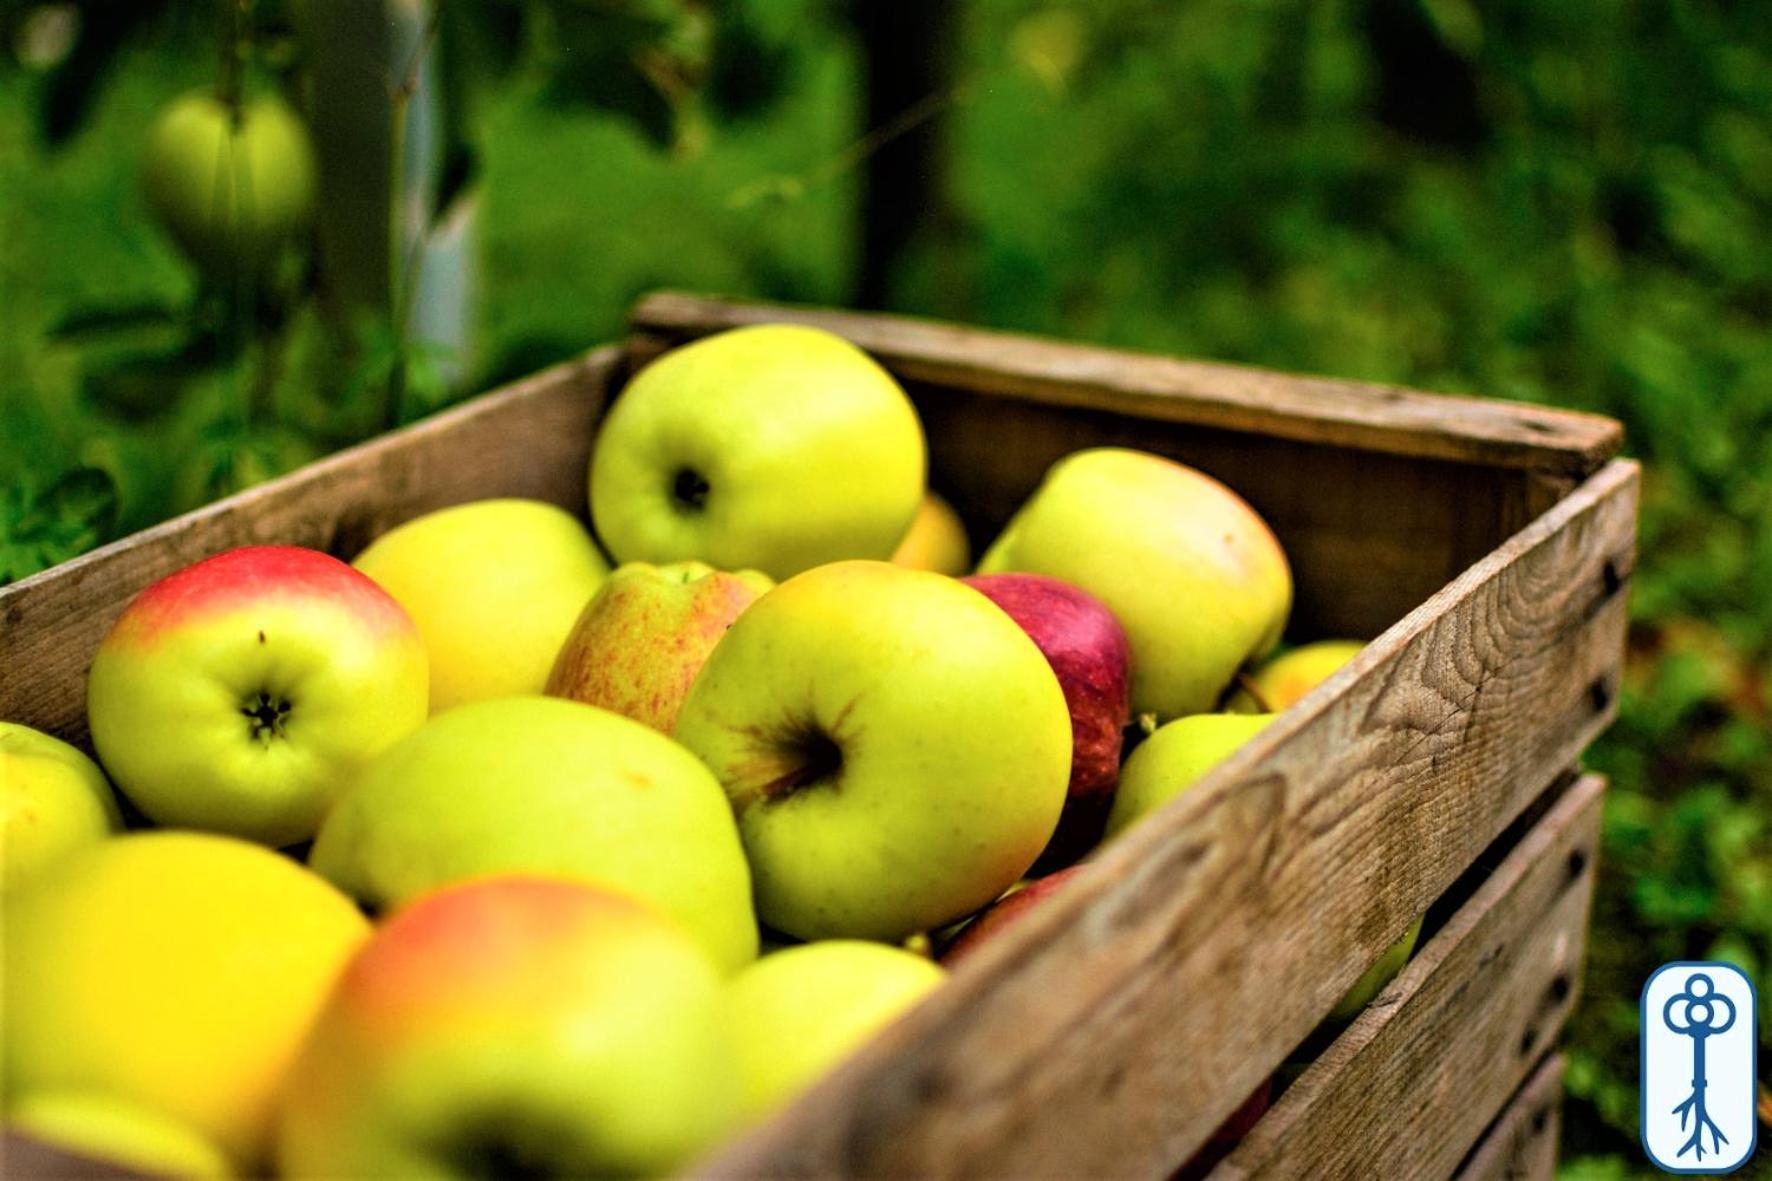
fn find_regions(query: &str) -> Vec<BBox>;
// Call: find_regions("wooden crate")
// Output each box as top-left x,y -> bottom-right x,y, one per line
0,293 -> 1636,1180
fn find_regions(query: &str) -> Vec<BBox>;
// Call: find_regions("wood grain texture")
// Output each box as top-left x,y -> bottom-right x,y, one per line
0,349 -> 616,747
628,292 -> 1623,476
0,1135 -> 149,1180
1452,1055 -> 1566,1181
1209,775 -> 1602,1180
690,459 -> 1635,1181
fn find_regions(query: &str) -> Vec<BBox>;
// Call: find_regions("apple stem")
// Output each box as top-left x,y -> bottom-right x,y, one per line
1233,671 -> 1273,714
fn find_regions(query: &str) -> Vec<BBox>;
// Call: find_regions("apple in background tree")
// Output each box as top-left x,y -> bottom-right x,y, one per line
940,866 -> 1085,965
0,722 -> 123,890
86,545 -> 428,847
279,877 -> 739,1179
962,573 -> 1131,866
1104,713 -> 1277,841
674,560 -> 1072,942
892,490 -> 971,575
1228,639 -> 1366,713
311,695 -> 758,972
5,1091 -> 232,1180
3,831 -> 370,1172
352,499 -> 608,714
590,325 -> 926,580
142,92 -> 315,283
546,560 -> 773,734
725,940 -> 946,1123
978,447 -> 1292,720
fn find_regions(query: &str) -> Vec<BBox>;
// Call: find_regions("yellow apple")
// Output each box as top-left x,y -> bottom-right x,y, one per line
891,491 -> 971,575
590,325 -> 926,580
5,1091 -> 232,1180
674,560 -> 1072,942
725,941 -> 946,1123
311,695 -> 758,971
352,499 -> 609,713
0,722 -> 122,890
3,831 -> 370,1171
1228,639 -> 1366,713
979,448 -> 1292,719
1327,915 -> 1424,1023
1104,713 -> 1277,840
279,877 -> 739,1179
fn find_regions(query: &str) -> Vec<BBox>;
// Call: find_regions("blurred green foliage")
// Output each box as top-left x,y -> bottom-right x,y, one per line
2,0 -> 1768,1174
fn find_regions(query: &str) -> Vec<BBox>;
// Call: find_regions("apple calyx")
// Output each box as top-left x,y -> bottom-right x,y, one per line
240,690 -> 293,742
671,468 -> 711,513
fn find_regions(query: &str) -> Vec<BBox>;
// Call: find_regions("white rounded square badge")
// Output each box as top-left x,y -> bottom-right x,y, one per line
1641,962 -> 1758,1173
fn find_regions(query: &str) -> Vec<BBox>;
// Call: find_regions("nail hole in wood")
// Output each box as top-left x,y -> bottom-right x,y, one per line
1531,1107 -> 1549,1135
1568,849 -> 1588,881
1519,1027 -> 1538,1057
1602,559 -> 1623,596
1590,677 -> 1613,712
1550,974 -> 1572,1003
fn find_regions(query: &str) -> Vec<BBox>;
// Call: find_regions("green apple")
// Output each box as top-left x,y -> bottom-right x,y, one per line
352,499 -> 609,714
589,325 -> 927,580
1327,915 -> 1424,1023
141,91 -> 315,282
725,940 -> 945,1123
546,560 -> 773,734
311,695 -> 758,972
86,545 -> 429,847
6,1091 -> 232,1180
1104,713 -> 1277,840
1228,639 -> 1366,713
673,560 -> 1072,942
278,877 -> 739,1179
891,490 -> 971,576
979,448 -> 1292,719
4,831 -> 370,1171
0,723 -> 123,890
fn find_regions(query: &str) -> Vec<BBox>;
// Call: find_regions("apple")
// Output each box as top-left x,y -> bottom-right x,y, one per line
1103,713 -> 1276,841
311,695 -> 758,971
962,573 -> 1131,866
892,490 -> 971,575
1327,915 -> 1424,1023
1174,1077 -> 1273,1181
352,498 -> 609,714
978,447 -> 1292,719
725,940 -> 946,1122
86,545 -> 428,847
673,560 -> 1072,942
1228,638 -> 1366,713
590,325 -> 927,580
940,866 -> 1085,965
141,92 -> 315,282
0,722 -> 123,890
545,560 -> 773,733
3,831 -> 370,1171
278,877 -> 739,1179
5,1091 -> 231,1180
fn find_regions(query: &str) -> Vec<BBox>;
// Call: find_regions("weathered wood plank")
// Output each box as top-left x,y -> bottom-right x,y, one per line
689,459 -> 1635,1180
0,349 -> 616,747
1209,775 -> 1602,1180
1452,1055 -> 1566,1181
628,292 -> 1623,477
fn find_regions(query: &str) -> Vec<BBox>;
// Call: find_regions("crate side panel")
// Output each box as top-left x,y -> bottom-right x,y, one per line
1451,1055 -> 1566,1181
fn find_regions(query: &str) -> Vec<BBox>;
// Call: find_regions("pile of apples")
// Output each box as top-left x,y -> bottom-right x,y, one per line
2,325 -> 1409,1179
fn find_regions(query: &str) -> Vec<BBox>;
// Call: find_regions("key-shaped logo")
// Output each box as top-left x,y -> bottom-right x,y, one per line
1642,962 -> 1758,1173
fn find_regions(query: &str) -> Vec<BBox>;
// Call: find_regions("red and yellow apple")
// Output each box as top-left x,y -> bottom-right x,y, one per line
546,560 -> 773,733
892,490 -> 971,575
979,448 -> 1292,719
940,866 -> 1086,965
962,573 -> 1131,866
1228,639 -> 1366,713
590,325 -> 927,580
352,499 -> 608,714
1,722 -> 123,890
278,877 -> 739,1179
3,831 -> 370,1171
311,695 -> 758,971
674,561 -> 1072,942
86,545 -> 428,847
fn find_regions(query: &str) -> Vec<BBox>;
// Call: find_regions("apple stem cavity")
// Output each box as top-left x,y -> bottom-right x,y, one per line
241,690 -> 293,742
671,467 -> 711,513
760,727 -> 844,802
1232,670 -> 1274,714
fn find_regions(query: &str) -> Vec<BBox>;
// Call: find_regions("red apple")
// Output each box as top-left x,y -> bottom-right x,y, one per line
962,573 -> 1131,866
1173,1077 -> 1272,1180
939,866 -> 1085,966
